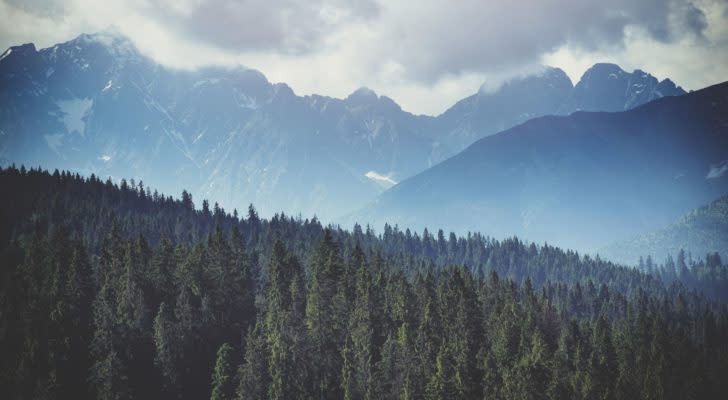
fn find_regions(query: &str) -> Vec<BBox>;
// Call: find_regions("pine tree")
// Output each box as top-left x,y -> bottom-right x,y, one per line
591,316 -> 617,398
211,343 -> 235,400
58,241 -> 95,398
425,344 -> 457,400
412,270 -> 441,398
151,236 -> 176,306
90,279 -> 130,399
305,230 -> 345,399
116,241 -> 148,337
547,327 -> 575,400
237,322 -> 269,400
509,330 -> 551,400
342,255 -> 377,400
89,230 -> 132,399
396,321 -> 416,400
447,267 -> 482,398
153,302 -> 179,393
265,240 -> 306,399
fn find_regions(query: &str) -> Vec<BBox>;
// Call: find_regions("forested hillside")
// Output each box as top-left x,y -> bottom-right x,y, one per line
604,195 -> 728,266
1,166 -> 727,399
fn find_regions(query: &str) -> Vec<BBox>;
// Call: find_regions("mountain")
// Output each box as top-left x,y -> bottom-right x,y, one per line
353,82 -> 728,253
435,63 -> 685,155
0,32 -> 685,220
602,195 -> 728,265
0,32 -> 436,219
560,63 -> 686,113
433,67 -> 574,155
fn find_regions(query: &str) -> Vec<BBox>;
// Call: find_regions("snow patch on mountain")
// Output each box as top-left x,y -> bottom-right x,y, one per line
707,160 -> 728,179
0,47 -> 11,61
234,91 -> 259,109
57,98 -> 92,135
44,133 -> 63,152
193,78 -> 220,88
365,171 -> 397,187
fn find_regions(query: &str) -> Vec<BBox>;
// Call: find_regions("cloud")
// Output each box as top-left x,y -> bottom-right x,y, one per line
0,0 -> 727,115
681,2 -> 709,38
364,0 -> 715,82
542,1 -> 728,100
144,0 -> 380,54
5,0 -> 66,17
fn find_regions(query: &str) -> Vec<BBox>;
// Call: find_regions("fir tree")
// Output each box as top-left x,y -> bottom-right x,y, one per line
211,343 -> 235,400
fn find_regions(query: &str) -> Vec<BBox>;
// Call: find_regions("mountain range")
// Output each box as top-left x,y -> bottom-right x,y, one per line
0,31 -> 685,221
353,82 -> 728,253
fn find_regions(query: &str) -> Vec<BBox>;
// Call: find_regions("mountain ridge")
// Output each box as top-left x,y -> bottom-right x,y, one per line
352,81 -> 728,253
0,31 -> 688,222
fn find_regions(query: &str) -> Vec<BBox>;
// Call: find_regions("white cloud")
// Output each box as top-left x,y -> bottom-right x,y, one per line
1,0 -> 727,115
98,155 -> 112,162
541,2 -> 728,91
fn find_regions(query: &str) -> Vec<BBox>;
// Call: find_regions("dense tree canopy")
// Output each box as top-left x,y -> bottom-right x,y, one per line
1,166 -> 727,399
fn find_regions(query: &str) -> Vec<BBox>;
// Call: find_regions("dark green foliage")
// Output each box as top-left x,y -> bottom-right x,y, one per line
1,166 -> 728,399
305,230 -> 348,399
211,343 -> 235,400
236,322 -> 268,400
153,302 -> 179,393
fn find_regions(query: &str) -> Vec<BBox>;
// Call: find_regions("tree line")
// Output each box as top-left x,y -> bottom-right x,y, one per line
1,166 -> 727,399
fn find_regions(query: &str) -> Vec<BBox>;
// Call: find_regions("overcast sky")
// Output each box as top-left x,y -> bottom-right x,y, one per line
1,0 -> 727,115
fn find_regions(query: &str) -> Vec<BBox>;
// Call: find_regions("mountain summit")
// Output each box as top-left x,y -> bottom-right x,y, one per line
437,64 -> 685,154
561,63 -> 685,112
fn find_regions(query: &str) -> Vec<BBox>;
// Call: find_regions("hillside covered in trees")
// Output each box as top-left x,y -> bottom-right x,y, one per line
1,166 -> 727,400
603,195 -> 728,266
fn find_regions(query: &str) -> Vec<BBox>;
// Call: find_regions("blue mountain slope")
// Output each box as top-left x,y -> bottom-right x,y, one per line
353,82 -> 728,253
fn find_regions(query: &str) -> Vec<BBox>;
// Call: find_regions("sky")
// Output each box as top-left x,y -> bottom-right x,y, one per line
1,0 -> 727,115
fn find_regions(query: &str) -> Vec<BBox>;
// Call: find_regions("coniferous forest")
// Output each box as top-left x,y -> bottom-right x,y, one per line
1,166 -> 728,400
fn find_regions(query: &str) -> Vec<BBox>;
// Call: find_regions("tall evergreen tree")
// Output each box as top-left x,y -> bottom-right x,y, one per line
305,230 -> 346,399
342,252 -> 378,400
237,322 -> 269,400
211,343 -> 235,400
153,302 -> 179,394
